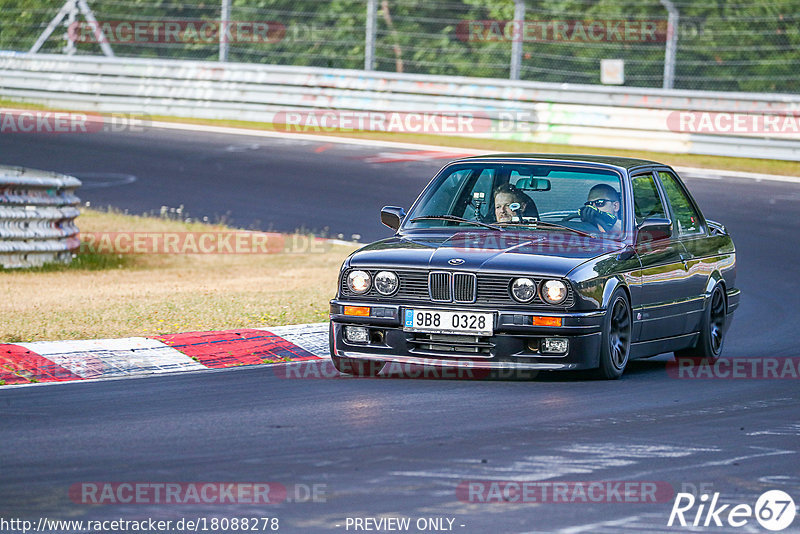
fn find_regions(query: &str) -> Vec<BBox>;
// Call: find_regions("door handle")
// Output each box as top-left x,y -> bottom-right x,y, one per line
679,252 -> 691,270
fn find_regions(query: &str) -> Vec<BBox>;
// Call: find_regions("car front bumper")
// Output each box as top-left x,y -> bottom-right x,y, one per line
329,300 -> 605,371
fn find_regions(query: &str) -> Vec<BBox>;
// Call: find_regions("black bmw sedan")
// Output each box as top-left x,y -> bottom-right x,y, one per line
329,154 -> 740,379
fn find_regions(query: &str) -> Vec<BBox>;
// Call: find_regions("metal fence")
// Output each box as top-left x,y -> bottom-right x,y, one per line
1,0 -> 799,94
0,166 -> 81,269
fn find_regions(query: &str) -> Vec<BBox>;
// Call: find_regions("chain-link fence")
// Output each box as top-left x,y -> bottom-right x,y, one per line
1,0 -> 798,93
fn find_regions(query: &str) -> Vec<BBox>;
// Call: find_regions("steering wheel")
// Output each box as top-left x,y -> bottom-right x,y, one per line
560,210 -> 582,222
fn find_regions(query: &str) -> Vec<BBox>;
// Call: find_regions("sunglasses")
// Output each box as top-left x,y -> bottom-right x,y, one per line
585,199 -> 615,208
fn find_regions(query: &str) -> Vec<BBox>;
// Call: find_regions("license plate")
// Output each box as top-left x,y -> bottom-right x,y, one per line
403,309 -> 493,336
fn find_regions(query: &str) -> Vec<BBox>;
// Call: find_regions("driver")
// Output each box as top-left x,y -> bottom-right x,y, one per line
493,184 -> 536,223
580,184 -> 622,234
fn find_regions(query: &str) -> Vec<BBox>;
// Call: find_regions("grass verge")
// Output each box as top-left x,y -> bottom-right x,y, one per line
1,208 -> 357,342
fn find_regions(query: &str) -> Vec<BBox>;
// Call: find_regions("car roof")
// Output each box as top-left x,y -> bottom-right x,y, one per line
455,153 -> 665,171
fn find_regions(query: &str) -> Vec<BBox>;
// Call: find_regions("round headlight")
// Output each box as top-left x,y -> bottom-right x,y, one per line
374,271 -> 399,295
541,279 -> 568,305
347,270 -> 371,294
511,278 -> 536,303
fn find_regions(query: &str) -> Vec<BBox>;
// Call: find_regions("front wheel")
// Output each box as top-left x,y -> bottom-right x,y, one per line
331,354 -> 386,376
594,289 -> 632,380
675,285 -> 726,360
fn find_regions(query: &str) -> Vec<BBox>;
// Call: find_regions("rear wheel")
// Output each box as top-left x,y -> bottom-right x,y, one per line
331,354 -> 386,376
675,285 -> 726,360
594,289 -> 632,380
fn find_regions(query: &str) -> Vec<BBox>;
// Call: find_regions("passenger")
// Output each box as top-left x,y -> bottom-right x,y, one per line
580,184 -> 622,234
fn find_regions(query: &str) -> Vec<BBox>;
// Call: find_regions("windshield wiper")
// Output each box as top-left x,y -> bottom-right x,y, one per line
495,220 -> 596,238
409,215 -> 503,232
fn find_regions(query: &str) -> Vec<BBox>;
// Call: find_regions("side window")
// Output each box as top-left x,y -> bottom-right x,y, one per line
658,171 -> 703,236
425,169 -> 486,216
631,173 -> 667,224
422,170 -> 468,216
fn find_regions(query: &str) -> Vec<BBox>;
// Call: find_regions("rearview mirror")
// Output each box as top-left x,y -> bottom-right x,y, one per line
381,206 -> 406,230
514,177 -> 551,191
636,218 -> 672,244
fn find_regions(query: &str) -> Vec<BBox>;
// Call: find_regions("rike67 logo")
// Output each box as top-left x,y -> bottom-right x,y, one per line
668,490 -> 796,531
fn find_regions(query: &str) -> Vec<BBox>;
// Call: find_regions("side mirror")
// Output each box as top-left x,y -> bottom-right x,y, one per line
381,206 -> 405,230
636,218 -> 672,244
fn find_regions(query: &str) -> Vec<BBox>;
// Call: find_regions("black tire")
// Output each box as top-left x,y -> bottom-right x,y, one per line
330,354 -> 386,376
675,285 -> 726,361
594,289 -> 632,380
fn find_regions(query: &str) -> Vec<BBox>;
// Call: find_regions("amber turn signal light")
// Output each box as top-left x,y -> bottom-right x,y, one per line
531,316 -> 562,327
343,306 -> 371,316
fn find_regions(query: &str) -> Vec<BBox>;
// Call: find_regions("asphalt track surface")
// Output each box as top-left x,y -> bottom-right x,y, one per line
2,128 -> 800,533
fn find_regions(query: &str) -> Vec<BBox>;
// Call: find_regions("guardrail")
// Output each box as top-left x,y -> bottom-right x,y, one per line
0,166 -> 81,269
1,52 -> 799,161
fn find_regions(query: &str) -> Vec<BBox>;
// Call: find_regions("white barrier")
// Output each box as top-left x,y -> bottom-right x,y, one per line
1,52 -> 799,160
0,166 -> 81,268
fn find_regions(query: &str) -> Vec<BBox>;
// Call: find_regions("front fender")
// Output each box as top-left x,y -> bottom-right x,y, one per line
601,277 -> 629,309
571,275 -> 629,311
568,248 -> 640,311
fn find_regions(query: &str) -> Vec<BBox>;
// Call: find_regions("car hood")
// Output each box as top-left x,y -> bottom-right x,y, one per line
347,231 -> 626,277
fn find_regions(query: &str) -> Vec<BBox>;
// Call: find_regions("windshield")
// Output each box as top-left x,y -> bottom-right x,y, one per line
405,162 -> 626,239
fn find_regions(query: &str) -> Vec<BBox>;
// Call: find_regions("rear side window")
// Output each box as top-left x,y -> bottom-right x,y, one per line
631,173 -> 666,224
658,171 -> 703,236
